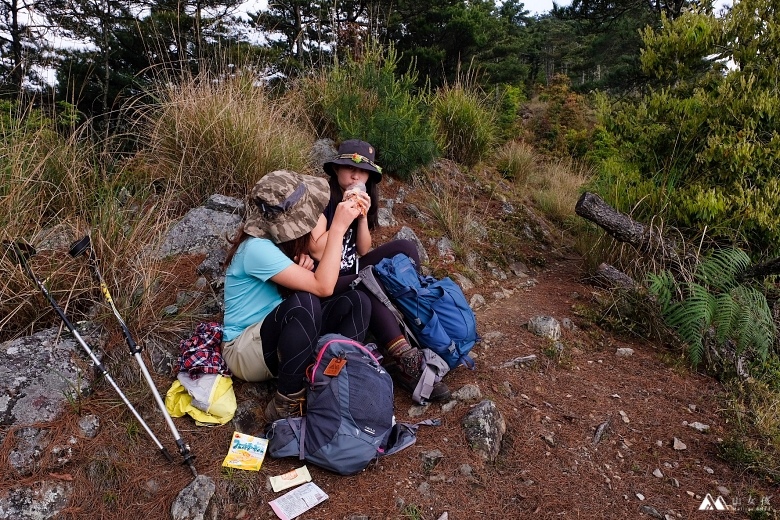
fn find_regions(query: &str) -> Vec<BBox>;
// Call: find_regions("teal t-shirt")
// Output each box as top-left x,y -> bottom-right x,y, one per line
222,237 -> 293,342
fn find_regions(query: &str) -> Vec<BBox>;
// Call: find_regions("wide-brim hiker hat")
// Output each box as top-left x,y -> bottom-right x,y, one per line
324,139 -> 383,183
244,170 -> 330,243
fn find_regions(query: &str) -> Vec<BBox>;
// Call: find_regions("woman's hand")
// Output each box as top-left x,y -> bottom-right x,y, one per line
294,253 -> 315,271
332,199 -> 362,232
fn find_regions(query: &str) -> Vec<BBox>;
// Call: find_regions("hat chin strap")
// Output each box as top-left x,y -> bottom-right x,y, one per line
256,183 -> 306,219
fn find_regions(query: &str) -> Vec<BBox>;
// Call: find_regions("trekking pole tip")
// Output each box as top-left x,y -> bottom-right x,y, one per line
160,447 -> 174,462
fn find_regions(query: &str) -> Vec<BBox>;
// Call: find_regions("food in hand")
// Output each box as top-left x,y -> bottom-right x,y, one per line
344,182 -> 368,216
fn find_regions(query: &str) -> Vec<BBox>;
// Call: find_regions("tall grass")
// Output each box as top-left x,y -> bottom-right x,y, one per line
529,157 -> 592,224
494,140 -> 538,183
430,77 -> 498,168
416,170 -> 481,260
135,72 -> 316,204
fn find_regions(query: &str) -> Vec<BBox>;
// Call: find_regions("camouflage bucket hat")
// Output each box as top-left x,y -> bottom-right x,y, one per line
244,170 -> 330,243
324,139 -> 383,183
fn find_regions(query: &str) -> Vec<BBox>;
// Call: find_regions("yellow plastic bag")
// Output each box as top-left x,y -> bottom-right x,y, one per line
165,373 -> 236,426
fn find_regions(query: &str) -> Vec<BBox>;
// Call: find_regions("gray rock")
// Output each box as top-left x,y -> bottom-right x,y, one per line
616,348 -> 635,357
465,221 -> 487,241
469,294 -> 486,309
1,327 -> 96,426
0,481 -> 72,520
393,226 -> 428,265
462,400 -> 506,462
672,438 -> 687,450
171,475 -> 216,520
196,249 -> 227,279
452,273 -> 474,291
421,449 -> 444,472
452,384 -> 482,402
436,237 -> 455,263
8,427 -> 48,476
403,203 -> 425,220
203,194 -> 244,215
441,400 -> 458,413
77,415 -> 100,438
527,316 -> 561,340
309,138 -> 337,170
509,261 -> 530,277
687,421 -> 710,433
408,404 -> 430,418
157,206 -> 241,258
377,207 -> 397,227
639,504 -> 664,519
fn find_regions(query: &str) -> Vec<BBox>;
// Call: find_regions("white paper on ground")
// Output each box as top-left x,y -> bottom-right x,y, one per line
269,465 -> 312,492
269,482 -> 329,520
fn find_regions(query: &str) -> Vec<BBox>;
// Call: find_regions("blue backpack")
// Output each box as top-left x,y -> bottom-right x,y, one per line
265,334 -> 435,475
374,253 -> 479,370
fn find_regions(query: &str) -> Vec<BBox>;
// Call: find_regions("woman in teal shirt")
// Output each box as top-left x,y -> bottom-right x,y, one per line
221,170 -> 369,422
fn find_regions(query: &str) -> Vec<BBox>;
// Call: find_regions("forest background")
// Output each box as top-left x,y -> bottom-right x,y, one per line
3,0 -> 780,490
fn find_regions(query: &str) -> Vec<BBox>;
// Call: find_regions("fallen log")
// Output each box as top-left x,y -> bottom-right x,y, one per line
591,262 -> 636,289
575,192 -> 696,272
739,257 -> 780,280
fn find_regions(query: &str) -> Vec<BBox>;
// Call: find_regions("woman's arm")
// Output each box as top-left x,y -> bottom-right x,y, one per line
272,200 -> 360,296
355,212 -> 372,256
354,190 -> 372,255
308,214 -> 328,262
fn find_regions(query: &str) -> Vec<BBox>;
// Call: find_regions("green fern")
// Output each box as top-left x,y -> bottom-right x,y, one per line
694,247 -> 751,292
647,270 -> 676,314
647,247 -> 776,368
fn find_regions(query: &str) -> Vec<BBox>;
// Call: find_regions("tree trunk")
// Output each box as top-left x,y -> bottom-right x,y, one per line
574,191 -> 695,272
591,263 -> 636,289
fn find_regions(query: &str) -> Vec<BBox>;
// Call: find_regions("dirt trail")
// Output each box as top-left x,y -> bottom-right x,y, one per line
207,255 -> 772,519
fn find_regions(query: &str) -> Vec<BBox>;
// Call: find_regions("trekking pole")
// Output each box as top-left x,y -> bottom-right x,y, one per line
69,235 -> 197,477
7,240 -> 175,465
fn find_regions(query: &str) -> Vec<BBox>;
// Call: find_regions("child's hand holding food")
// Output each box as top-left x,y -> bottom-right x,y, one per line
343,182 -> 369,217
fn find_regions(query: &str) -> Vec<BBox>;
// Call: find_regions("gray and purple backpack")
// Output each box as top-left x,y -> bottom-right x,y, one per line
265,334 -> 436,475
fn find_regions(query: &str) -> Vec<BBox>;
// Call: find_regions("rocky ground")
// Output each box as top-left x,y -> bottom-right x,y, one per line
2,162 -> 777,519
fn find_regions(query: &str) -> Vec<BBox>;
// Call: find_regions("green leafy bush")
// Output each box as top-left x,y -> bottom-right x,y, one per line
593,3 -> 780,256
300,44 -> 439,180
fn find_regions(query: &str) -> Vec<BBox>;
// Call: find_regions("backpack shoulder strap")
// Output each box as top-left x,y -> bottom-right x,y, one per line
382,418 -> 441,457
291,416 -> 306,461
353,265 -> 420,347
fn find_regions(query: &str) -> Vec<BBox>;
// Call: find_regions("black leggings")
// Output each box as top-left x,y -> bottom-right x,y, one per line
259,290 -> 370,394
334,239 -> 420,347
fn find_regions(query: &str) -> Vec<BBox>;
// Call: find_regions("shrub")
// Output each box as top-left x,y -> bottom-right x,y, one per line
430,79 -> 498,167
298,43 -> 438,180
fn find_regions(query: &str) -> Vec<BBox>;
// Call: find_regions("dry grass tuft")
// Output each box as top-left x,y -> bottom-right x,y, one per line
529,157 -> 592,224
134,73 -> 316,204
494,140 -> 538,184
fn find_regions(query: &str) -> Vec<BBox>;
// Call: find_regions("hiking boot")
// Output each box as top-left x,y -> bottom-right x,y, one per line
388,348 -> 451,402
264,388 -> 306,423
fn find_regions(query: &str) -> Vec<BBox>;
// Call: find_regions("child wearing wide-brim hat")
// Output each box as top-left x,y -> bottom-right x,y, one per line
311,142 -> 452,403
221,169 -> 372,422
